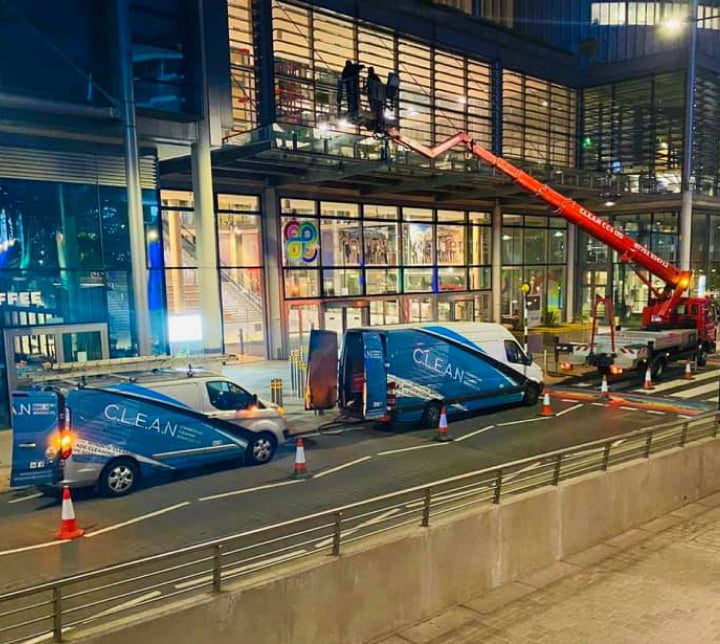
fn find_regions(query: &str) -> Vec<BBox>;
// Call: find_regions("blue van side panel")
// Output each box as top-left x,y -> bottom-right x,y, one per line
67,389 -> 249,473
385,329 -> 524,420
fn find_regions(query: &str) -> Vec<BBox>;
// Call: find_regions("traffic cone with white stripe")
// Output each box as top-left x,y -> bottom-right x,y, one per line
600,374 -> 609,398
683,360 -> 695,381
540,390 -> 553,416
434,406 -> 454,442
291,437 -> 311,479
55,485 -> 84,540
643,366 -> 654,390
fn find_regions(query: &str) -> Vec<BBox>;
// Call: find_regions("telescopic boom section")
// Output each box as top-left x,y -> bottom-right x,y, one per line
386,128 -> 692,318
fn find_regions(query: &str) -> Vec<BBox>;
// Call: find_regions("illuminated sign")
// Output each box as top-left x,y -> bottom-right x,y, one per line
283,220 -> 318,265
0,291 -> 43,307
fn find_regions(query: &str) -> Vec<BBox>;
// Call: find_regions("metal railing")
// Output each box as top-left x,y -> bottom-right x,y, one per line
1,411 -> 718,643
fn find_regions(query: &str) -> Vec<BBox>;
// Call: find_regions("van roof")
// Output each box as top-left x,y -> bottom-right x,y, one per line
349,322 -> 516,343
34,368 -> 225,391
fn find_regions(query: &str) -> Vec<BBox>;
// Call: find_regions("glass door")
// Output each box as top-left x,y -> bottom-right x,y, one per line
323,303 -> 369,333
287,304 -> 320,355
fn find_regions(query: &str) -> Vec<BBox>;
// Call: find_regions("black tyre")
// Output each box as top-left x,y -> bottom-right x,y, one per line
524,382 -> 541,406
651,357 -> 666,381
697,348 -> 708,367
422,401 -> 443,429
99,458 -> 139,497
245,432 -> 277,465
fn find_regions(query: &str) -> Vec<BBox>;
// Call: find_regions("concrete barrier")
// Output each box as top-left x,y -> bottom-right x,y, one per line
74,438 -> 720,644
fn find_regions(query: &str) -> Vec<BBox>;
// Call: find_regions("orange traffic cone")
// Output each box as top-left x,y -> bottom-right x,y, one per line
600,374 -> 609,398
291,437 -> 311,479
55,485 -> 84,540
434,406 -> 453,442
643,366 -> 654,390
540,391 -> 553,416
683,360 -> 694,380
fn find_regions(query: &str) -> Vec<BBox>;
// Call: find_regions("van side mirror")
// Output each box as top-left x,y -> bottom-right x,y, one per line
252,393 -> 258,406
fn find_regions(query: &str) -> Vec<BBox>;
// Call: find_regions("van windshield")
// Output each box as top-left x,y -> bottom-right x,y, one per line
504,340 -> 531,365
206,381 -> 255,411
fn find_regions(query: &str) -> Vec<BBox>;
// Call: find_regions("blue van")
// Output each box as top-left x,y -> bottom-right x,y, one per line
305,322 -> 544,427
11,372 -> 289,496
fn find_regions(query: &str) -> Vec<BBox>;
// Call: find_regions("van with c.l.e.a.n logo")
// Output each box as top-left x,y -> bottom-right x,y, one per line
304,322 -> 544,428
10,369 -> 290,496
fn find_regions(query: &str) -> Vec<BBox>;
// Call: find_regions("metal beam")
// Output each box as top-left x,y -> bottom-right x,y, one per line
361,172 -> 463,196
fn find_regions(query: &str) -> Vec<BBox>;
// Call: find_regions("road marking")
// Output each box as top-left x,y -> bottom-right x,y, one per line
620,406 -> 636,411
644,410 -> 666,416
378,442 -> 449,456
7,492 -> 43,504
633,369 -> 719,393
199,479 -> 302,502
93,591 -> 162,619
576,382 -> 592,388
313,456 -> 371,479
84,502 -> 191,538
560,398 -> 577,403
705,396 -> 718,403
314,508 -> 402,549
0,539 -> 69,558
672,381 -> 719,399
556,403 -> 583,417
678,414 -> 694,419
174,549 -> 307,590
455,424 -> 495,442
591,402 -> 606,407
496,417 -> 551,427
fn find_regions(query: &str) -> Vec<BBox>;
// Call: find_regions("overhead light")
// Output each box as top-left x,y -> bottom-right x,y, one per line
337,118 -> 350,129
318,122 -> 329,133
660,17 -> 684,34
604,199 -> 616,207
383,109 -> 396,122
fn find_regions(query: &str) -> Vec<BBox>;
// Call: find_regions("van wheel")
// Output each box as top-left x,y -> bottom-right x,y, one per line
524,383 -> 540,406
246,433 -> 277,465
99,458 -> 139,497
422,401 -> 443,429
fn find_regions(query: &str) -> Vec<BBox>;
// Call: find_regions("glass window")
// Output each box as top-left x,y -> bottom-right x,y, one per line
280,198 -> 315,215
402,207 -> 433,221
469,211 -> 491,225
206,380 -> 255,410
366,269 -> 399,294
549,229 -> 566,264
228,0 -> 256,133
320,220 -> 362,267
281,217 -> 319,267
504,339 -> 526,364
438,267 -> 467,291
217,194 -> 259,212
162,210 -> 197,268
437,225 -> 465,265
469,266 -> 491,290
320,202 -> 359,218
404,268 -> 433,292
284,269 -> 319,298
364,222 -> 398,265
218,214 -> 261,266
363,204 -> 398,219
470,226 -> 491,264
502,228 -> 522,264
403,223 -> 434,265
524,228 -> 547,264
322,269 -> 362,297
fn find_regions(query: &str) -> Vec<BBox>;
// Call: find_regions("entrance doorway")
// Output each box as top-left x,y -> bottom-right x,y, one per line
438,298 -> 474,322
287,304 -> 319,354
323,303 -> 369,334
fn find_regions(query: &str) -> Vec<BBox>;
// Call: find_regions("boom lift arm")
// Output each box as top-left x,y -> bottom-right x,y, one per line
384,128 -> 692,324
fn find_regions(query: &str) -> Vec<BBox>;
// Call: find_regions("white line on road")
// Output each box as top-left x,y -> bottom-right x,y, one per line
705,396 -> 718,403
591,402 -> 607,407
679,414 -> 694,419
174,549 -> 307,590
93,591 -> 162,619
7,492 -> 43,504
561,399 -> 578,403
199,479 -> 302,502
496,416 -> 552,427
455,424 -> 495,442
378,442 -> 449,456
84,502 -> 191,538
620,406 -> 636,411
672,381 -> 720,399
645,410 -> 666,416
633,369 -> 719,393
0,539 -> 69,558
313,456 -> 372,479
556,403 -> 583,417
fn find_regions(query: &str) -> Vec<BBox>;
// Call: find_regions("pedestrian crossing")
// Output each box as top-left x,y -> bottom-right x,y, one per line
629,367 -> 720,403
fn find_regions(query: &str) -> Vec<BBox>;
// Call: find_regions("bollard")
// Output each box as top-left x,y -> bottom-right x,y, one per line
270,378 -> 283,407
299,362 -> 307,400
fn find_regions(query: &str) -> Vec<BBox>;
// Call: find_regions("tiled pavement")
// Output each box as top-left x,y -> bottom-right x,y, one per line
376,492 -> 720,644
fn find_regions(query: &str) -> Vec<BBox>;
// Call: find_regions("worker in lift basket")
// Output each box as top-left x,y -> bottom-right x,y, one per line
339,60 -> 363,121
365,67 -> 386,130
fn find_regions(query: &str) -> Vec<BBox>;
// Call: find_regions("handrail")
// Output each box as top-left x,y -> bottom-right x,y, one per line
1,409 -> 718,642
1,409 -> 716,603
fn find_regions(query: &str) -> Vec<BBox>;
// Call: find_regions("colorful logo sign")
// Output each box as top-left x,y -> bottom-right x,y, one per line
284,220 -> 318,265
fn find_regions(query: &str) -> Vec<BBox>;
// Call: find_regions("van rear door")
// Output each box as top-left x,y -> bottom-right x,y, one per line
363,332 -> 387,420
305,330 -> 339,410
10,391 -> 60,487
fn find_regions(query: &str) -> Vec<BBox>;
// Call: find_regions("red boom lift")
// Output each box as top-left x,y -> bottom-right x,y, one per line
377,126 -> 716,376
